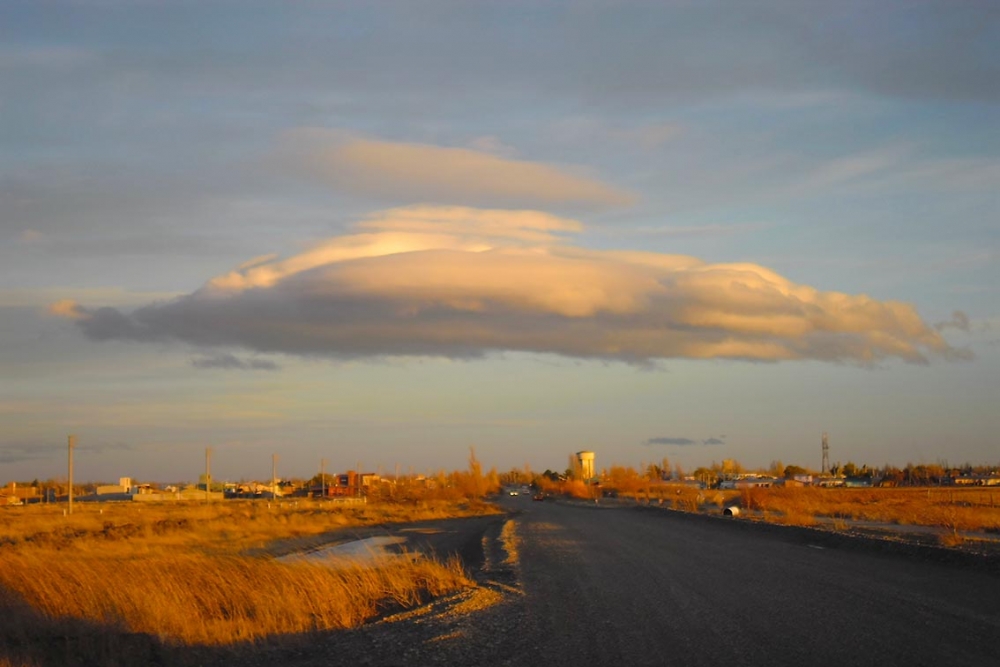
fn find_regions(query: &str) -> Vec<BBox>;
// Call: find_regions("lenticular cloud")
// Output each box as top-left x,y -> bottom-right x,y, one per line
55,205 -> 958,365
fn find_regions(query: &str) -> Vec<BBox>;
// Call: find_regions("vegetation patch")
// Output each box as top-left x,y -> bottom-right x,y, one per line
0,495 -> 500,666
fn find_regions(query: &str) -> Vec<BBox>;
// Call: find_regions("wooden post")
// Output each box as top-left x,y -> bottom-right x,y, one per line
321,458 -> 326,500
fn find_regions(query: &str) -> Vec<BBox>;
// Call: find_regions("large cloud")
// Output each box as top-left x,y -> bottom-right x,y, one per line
54,205 -> 961,365
278,130 -> 633,208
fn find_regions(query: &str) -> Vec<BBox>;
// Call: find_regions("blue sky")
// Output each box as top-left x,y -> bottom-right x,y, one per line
1,1 -> 997,483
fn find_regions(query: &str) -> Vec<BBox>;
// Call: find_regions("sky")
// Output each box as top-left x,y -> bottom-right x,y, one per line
1,1 -> 998,483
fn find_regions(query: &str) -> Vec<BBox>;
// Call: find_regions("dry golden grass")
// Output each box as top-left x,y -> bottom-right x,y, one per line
546,477 -> 999,542
0,498 -> 494,664
0,498 -> 500,555
766,509 -> 819,527
0,550 -> 469,645
770,487 -> 996,529
500,519 -> 520,566
733,486 -> 1000,537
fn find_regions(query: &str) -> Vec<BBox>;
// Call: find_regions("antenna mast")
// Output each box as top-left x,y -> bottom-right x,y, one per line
821,432 -> 830,475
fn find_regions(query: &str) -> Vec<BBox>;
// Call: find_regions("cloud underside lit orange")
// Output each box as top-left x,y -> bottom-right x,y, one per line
57,206 -> 957,365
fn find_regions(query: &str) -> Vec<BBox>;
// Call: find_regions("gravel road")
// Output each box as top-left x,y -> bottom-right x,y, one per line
496,498 -> 1000,666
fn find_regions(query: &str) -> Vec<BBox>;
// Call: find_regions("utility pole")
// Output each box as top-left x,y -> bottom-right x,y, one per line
321,457 -> 327,500
205,447 -> 212,503
67,435 -> 76,515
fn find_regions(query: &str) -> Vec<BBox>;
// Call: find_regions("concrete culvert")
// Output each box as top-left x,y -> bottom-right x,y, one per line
723,506 -> 740,516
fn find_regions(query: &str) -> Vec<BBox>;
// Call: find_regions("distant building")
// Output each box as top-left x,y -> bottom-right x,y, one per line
948,475 -> 1000,487
310,470 -> 381,498
2,482 -> 40,505
734,477 -> 779,489
95,477 -> 143,496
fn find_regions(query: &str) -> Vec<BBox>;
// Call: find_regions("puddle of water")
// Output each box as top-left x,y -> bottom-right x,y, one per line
399,528 -> 445,534
279,536 -> 409,568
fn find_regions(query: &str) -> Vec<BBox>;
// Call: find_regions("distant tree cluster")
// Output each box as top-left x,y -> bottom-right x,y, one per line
531,457 -> 1000,493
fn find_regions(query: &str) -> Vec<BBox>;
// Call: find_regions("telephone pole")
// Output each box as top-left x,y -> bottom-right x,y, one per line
205,447 -> 212,503
67,435 -> 75,515
320,457 -> 327,500
272,453 -> 278,499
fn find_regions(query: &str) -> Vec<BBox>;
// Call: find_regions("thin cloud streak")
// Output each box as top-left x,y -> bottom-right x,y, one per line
53,205 -> 963,366
277,129 -> 633,208
646,436 -> 726,447
0,439 -> 136,465
191,353 -> 279,372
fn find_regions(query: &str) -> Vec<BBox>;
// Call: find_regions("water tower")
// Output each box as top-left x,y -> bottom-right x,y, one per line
576,451 -> 596,480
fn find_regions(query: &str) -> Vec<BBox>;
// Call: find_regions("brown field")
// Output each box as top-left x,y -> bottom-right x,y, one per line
737,485 -> 1000,539
622,483 -> 1000,545
0,499 -> 499,666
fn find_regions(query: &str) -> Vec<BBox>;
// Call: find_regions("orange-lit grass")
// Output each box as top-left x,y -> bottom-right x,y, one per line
0,499 -> 493,661
766,509 -> 819,527
500,518 -> 520,566
741,486 -> 1000,535
0,549 -> 470,646
0,499 -> 500,555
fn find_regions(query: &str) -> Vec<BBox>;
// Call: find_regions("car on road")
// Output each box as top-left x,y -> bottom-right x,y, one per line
509,490 -> 519,496
533,493 -> 545,501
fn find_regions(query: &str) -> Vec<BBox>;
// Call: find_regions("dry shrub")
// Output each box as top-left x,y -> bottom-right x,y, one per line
660,486 -> 704,512
739,487 -> 767,511
562,480 -> 593,500
938,531 -> 966,547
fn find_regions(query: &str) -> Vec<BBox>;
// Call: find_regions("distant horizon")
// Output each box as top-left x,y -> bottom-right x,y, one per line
3,443 -> 997,488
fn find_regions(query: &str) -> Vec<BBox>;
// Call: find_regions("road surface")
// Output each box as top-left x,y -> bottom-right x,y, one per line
403,497 -> 1000,666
